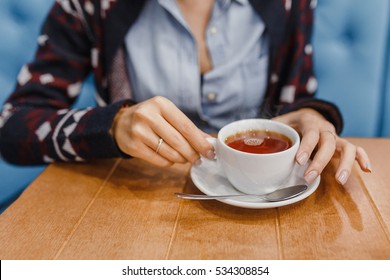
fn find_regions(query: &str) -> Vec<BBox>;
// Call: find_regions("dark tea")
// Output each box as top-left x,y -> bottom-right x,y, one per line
225,129 -> 292,154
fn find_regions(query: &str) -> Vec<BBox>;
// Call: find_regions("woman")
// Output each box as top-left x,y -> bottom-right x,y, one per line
0,0 -> 371,185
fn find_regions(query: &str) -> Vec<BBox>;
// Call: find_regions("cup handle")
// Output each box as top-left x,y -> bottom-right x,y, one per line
206,137 -> 217,160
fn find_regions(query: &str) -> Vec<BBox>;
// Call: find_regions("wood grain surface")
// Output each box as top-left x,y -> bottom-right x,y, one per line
0,138 -> 389,260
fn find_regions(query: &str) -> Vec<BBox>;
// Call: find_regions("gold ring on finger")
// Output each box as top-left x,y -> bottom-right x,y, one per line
155,138 -> 164,154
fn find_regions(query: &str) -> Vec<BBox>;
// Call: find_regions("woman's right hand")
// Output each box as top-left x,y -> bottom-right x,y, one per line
110,96 -> 215,167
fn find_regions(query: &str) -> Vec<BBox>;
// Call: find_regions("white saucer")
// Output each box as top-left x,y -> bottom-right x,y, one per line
190,159 -> 320,209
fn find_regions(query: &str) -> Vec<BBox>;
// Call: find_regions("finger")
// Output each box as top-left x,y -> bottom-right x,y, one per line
151,136 -> 188,164
130,123 -> 189,164
157,98 -> 215,159
117,124 -> 176,167
143,147 -> 175,168
272,110 -> 301,124
304,131 -> 336,184
296,128 -> 319,166
356,146 -> 372,173
200,130 -> 214,138
131,141 -> 174,168
334,139 -> 357,185
149,114 -> 202,163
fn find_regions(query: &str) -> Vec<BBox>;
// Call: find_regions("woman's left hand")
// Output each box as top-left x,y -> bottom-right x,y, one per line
273,108 -> 372,185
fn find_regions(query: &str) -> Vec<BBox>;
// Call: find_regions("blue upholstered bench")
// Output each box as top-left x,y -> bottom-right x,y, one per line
1,0 -> 389,213
0,0 -> 52,213
0,0 -> 95,213
313,0 -> 390,137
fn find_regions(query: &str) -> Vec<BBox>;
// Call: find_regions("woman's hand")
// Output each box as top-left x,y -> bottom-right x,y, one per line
111,96 -> 215,167
273,108 -> 372,185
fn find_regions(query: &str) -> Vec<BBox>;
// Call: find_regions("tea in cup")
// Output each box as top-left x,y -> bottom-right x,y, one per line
208,119 -> 300,195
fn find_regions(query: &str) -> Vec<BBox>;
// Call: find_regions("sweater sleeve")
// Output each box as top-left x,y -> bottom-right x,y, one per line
0,1 -> 129,165
264,0 -> 343,134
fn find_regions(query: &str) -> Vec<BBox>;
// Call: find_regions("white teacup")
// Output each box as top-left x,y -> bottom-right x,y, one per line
208,119 -> 300,195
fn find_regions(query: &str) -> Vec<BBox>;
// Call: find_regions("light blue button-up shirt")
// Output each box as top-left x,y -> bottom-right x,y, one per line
125,0 -> 269,132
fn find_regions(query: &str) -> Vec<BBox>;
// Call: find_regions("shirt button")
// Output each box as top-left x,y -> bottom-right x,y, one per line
206,92 -> 218,102
209,26 -> 218,35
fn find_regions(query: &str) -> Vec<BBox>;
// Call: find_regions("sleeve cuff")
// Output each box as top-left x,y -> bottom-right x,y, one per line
77,99 -> 135,159
279,98 -> 344,134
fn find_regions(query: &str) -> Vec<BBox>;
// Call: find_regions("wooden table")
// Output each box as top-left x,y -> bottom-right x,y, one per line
0,138 -> 389,260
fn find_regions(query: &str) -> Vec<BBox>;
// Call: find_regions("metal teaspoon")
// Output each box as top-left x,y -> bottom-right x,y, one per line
175,184 -> 308,202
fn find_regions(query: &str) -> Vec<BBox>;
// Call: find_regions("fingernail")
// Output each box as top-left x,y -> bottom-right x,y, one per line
337,170 -> 349,185
206,150 -> 215,160
193,159 -> 202,166
365,162 -> 372,173
297,152 -> 309,165
305,170 -> 318,184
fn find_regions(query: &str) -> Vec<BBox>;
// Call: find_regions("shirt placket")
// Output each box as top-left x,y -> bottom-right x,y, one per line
199,2 -> 227,120
159,0 -> 200,112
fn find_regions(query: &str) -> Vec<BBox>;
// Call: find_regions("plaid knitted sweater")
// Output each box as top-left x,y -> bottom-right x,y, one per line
0,0 -> 342,165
